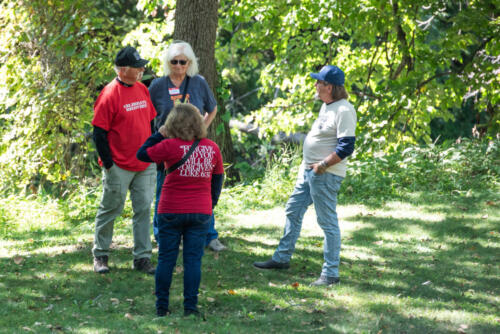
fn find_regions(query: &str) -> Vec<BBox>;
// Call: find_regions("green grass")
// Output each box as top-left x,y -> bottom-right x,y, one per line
1,139 -> 499,333
0,190 -> 499,333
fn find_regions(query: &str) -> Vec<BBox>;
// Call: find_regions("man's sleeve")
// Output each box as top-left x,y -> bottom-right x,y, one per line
335,106 -> 357,159
93,126 -> 114,169
91,87 -> 113,131
335,137 -> 356,159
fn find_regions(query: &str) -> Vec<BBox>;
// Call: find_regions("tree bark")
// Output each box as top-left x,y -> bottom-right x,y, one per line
173,0 -> 238,181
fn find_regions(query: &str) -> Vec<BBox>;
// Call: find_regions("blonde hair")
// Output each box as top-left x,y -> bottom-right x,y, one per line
164,103 -> 207,141
163,41 -> 199,77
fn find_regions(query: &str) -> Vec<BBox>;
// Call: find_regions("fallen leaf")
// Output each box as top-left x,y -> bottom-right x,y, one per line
486,201 -> 495,206
110,298 -> 119,305
207,297 -> 215,302
175,266 -> 183,274
213,252 -> 219,260
227,289 -> 236,295
13,256 -> 24,265
124,313 -> 134,320
291,282 -> 300,288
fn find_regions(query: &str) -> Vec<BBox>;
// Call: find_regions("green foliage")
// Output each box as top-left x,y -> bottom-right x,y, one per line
217,137 -> 499,214
0,1 -> 118,194
0,0 -> 150,195
219,143 -> 301,212
343,138 -> 500,205
218,0 -> 499,149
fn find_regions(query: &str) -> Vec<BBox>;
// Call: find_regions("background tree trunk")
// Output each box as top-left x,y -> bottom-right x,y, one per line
173,0 -> 238,181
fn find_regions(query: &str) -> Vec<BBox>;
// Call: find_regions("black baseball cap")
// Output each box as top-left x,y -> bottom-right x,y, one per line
114,46 -> 149,68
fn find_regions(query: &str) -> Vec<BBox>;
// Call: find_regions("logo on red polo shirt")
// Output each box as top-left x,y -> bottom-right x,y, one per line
123,100 -> 147,112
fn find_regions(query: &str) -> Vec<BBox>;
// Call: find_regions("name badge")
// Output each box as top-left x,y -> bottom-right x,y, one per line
169,87 -> 180,95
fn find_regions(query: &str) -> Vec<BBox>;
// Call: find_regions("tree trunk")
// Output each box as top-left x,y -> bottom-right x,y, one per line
174,0 -> 238,181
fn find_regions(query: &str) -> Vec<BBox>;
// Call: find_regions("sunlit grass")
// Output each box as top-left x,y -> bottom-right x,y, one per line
3,191 -> 497,333
1,139 -> 499,333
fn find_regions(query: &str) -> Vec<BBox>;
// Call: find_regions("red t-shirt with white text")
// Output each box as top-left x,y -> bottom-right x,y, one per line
92,79 -> 156,171
146,138 -> 224,215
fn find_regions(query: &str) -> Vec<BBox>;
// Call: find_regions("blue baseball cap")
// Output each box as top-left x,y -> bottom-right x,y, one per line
310,65 -> 345,86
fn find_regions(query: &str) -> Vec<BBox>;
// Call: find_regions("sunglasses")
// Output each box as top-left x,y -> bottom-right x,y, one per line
170,59 -> 188,65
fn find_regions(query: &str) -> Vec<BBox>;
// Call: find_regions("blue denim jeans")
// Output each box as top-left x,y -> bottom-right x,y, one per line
272,168 -> 344,277
155,213 -> 210,312
153,170 -> 218,245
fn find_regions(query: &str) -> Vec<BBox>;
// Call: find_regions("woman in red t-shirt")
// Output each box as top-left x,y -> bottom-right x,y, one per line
137,103 -> 224,317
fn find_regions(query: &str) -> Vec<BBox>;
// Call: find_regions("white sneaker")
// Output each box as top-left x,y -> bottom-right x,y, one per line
208,239 -> 226,252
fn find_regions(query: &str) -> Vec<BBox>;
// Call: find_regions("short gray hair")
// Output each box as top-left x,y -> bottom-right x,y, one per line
114,65 -> 124,74
163,41 -> 199,77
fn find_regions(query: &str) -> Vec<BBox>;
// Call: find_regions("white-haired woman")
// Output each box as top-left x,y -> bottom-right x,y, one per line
149,40 -> 225,252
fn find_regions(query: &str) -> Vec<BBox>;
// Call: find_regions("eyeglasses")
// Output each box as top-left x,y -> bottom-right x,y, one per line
170,59 -> 188,65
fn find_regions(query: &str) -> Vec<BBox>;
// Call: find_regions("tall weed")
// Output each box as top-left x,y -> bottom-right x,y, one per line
343,138 -> 499,204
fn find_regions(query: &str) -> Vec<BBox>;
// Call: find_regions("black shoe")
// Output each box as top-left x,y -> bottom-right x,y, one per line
157,308 -> 170,317
310,275 -> 340,286
133,258 -> 155,275
93,256 -> 110,274
184,309 -> 200,317
253,259 -> 290,270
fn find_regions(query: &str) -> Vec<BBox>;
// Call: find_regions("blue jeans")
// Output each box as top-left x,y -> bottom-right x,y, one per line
272,168 -> 344,277
154,170 -> 218,245
155,213 -> 210,312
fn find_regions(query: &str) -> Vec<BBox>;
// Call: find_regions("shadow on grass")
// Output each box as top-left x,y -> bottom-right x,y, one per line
1,195 -> 499,333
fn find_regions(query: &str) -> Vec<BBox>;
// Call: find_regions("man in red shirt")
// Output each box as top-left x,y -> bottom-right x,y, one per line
91,46 -> 157,275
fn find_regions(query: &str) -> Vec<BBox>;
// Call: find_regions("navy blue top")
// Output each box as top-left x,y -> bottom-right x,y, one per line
336,137 -> 356,159
149,74 -> 217,131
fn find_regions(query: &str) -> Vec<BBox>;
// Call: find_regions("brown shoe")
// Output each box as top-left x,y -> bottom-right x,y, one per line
93,255 -> 110,274
133,258 -> 155,275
